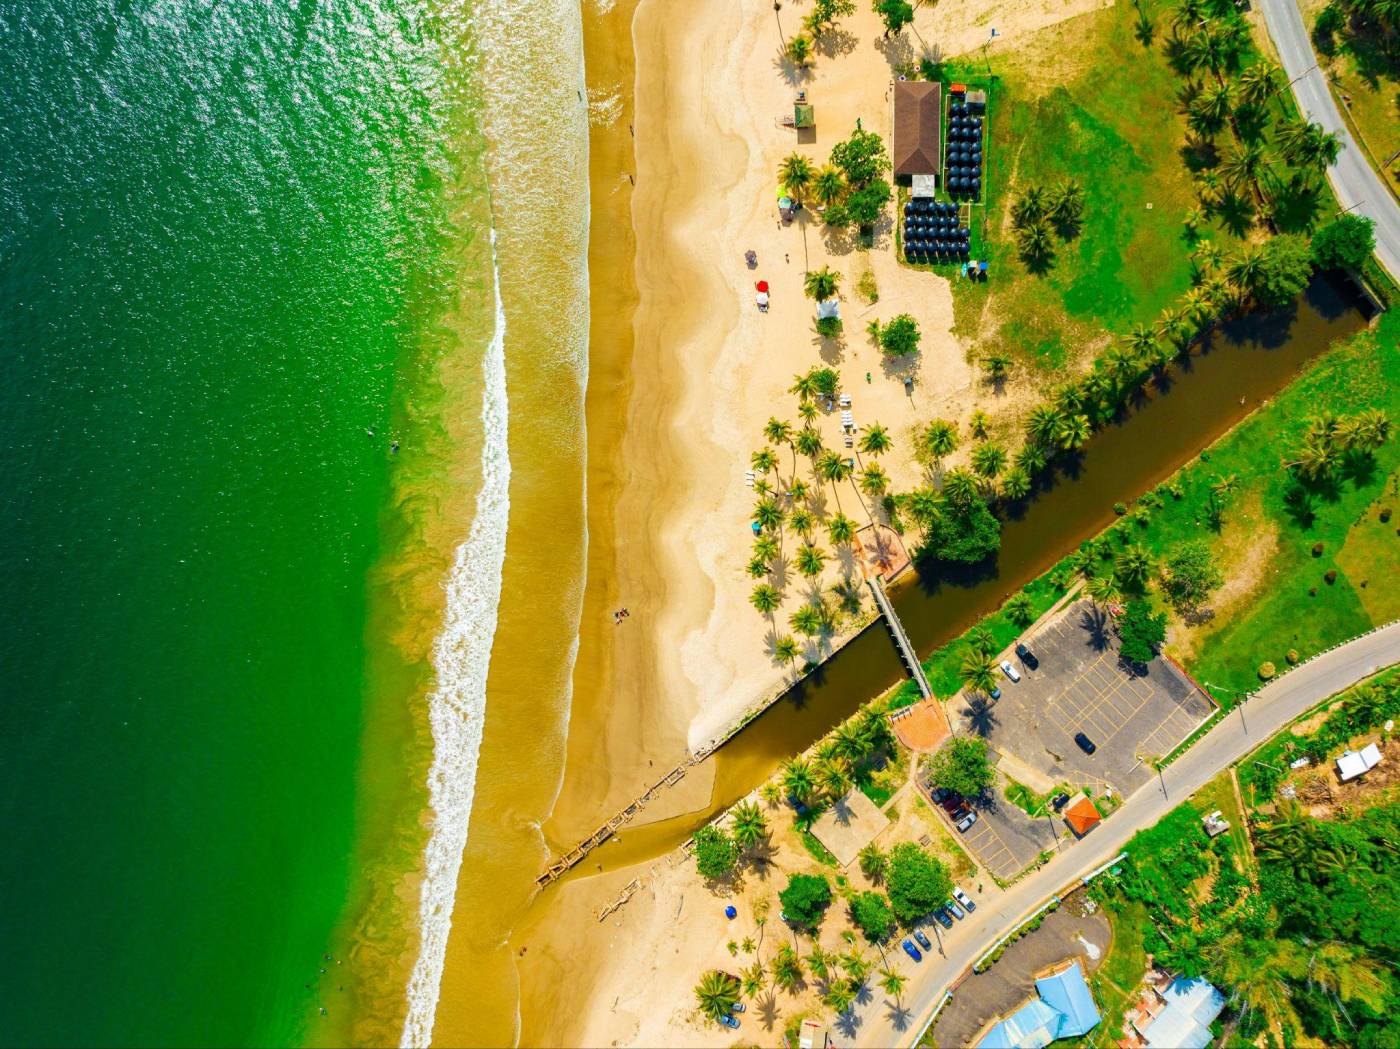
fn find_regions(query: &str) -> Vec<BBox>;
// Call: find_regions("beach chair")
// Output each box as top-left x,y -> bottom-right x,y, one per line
839,393 -> 852,408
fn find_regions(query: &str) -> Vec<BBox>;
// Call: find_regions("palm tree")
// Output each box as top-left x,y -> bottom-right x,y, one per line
1016,219 -> 1055,265
788,478 -> 810,504
942,468 -> 980,506
816,755 -> 851,797
751,448 -> 778,476
823,977 -> 858,1015
972,443 -> 1007,478
694,970 -> 741,1022
796,543 -> 827,579
1304,942 -> 1389,1013
1085,572 -> 1120,608
796,427 -> 825,461
827,513 -> 856,547
817,450 -> 853,509
753,497 -> 785,534
960,649 -> 999,696
858,843 -> 887,881
786,32 -> 814,68
1353,408 -> 1392,450
812,165 -> 846,207
1226,244 -> 1265,298
859,422 -> 892,457
779,152 -> 814,202
1237,60 -> 1279,108
746,556 -> 768,579
1290,433 -> 1340,480
765,415 -> 794,450
759,781 -> 782,807
790,371 -> 821,402
922,419 -> 959,461
1026,404 -> 1061,449
731,800 -> 769,850
781,757 -> 816,802
774,634 -> 800,669
1011,185 -> 1046,227
807,944 -> 836,982
790,603 -> 824,638
1049,178 -> 1085,227
803,265 -> 840,301
1189,82 -> 1233,132
1208,933 -> 1303,1035
753,534 -> 779,563
1114,543 -> 1155,589
750,583 -> 781,615
1000,466 -> 1032,502
773,944 -> 805,993
790,506 -> 816,539
981,352 -> 1013,383
970,410 -> 990,440
879,967 -> 908,1006
966,625 -> 996,655
741,959 -> 766,999
1054,412 -> 1092,451
1222,142 -> 1267,195
1004,590 -> 1036,626
840,945 -> 871,984
859,463 -> 889,498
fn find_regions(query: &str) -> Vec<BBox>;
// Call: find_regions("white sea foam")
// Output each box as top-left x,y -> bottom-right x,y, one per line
399,228 -> 511,1049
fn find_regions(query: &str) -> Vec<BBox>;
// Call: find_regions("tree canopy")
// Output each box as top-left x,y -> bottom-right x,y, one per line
1253,233 -> 1314,307
1311,214 -> 1376,271
879,314 -> 920,357
927,736 -> 995,798
1118,599 -> 1167,664
885,842 -> 952,925
849,890 -> 896,942
923,495 -> 1002,564
780,872 -> 833,928
1160,540 -> 1224,615
693,824 -> 740,880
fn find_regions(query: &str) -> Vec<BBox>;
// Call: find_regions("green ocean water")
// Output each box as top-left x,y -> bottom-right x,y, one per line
0,1 -> 486,1044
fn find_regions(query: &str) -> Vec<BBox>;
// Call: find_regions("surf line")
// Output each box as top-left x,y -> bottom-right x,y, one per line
400,226 -> 511,1049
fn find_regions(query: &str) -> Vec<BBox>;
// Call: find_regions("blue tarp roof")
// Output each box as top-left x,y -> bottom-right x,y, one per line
1144,977 -> 1226,1049
1036,961 -> 1101,1037
976,999 -> 1061,1049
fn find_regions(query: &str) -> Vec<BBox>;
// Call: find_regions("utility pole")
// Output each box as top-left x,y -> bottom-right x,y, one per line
982,28 -> 999,76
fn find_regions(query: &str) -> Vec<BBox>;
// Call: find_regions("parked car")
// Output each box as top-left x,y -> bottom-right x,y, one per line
1015,642 -> 1039,669
953,887 -> 976,912
989,685 -> 1002,700
931,786 -> 951,804
940,794 -> 964,815
719,1014 -> 740,1029
913,929 -> 933,950
902,938 -> 923,962
731,1002 -> 746,1013
1051,793 -> 1071,812
956,811 -> 978,832
932,907 -> 953,930
999,660 -> 1021,683
950,805 -> 972,823
1075,731 -> 1097,755
946,897 -> 966,919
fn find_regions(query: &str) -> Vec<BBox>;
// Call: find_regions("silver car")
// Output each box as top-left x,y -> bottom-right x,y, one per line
1000,659 -> 1021,682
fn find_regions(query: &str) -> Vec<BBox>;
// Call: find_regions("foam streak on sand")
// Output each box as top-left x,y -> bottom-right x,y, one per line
400,228 -> 511,1049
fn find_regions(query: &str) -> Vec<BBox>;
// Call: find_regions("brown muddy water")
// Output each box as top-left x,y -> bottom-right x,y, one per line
581,270 -> 1372,877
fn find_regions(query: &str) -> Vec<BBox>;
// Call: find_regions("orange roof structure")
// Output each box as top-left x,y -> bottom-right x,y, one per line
1064,796 -> 1102,836
893,80 -> 941,177
889,698 -> 950,753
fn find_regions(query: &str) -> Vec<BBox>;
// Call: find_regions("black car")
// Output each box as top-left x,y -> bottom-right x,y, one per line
1051,792 -> 1071,812
913,929 -> 933,950
1015,642 -> 1039,670
932,907 -> 954,930
1075,732 -> 1097,755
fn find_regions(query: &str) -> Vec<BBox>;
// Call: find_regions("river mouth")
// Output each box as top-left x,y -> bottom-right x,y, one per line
565,270 -> 1372,881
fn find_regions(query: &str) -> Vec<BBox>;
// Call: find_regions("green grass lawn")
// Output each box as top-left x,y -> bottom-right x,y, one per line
1083,898 -> 1149,1049
1186,771 -> 1253,873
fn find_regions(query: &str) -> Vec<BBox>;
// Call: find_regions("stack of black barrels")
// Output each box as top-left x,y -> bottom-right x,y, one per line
945,104 -> 982,200
901,199 -> 969,264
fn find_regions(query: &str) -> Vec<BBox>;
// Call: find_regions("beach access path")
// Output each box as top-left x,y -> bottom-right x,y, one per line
853,621 -> 1400,1048
1260,0 -> 1400,281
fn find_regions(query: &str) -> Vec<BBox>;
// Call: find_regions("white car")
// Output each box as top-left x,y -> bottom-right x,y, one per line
953,887 -> 976,912
1000,660 -> 1021,683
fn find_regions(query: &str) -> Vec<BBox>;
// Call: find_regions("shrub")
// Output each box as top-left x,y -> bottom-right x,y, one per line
886,842 -> 952,925
1259,661 -> 1277,681
879,313 -> 921,357
1287,649 -> 1300,664
849,890 -> 896,942
1312,542 -> 1325,557
780,873 -> 832,928
1312,214 -> 1376,271
1118,599 -> 1167,664
816,315 -> 843,338
927,737 -> 995,798
1325,569 -> 1338,585
694,825 -> 740,880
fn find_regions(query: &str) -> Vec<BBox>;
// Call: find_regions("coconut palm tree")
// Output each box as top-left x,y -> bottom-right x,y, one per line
858,843 -> 887,881
1353,408 -> 1392,450
1048,178 -> 1085,228
1054,412 -> 1092,451
1226,243 -> 1265,300
759,781 -> 782,807
765,415 -> 794,448
879,967 -> 907,1006
790,603 -> 825,638
731,800 -> 769,850
752,448 -> 778,476
960,649 -> 999,696
817,450 -> 853,509
741,959 -> 766,999
790,371 -> 821,402
803,265 -> 840,301
1004,590 -> 1036,626
786,32 -> 814,68
970,410 -> 991,440
1207,933 -> 1303,1035
812,165 -> 846,208
807,944 -> 837,982
788,478 -> 810,504
746,556 -> 768,579
781,756 -> 816,802
971,443 -> 1007,478
816,755 -> 852,797
859,463 -> 889,498
1016,219 -> 1055,266
1304,942 -> 1389,1013
1237,60 -> 1279,108
905,486 -> 941,529
823,978 -> 858,1015
840,945 -> 871,984
1222,142 -> 1267,195
694,970 -> 741,1022
753,534 -> 780,564
753,497 -> 785,534
1026,404 -> 1061,449
1189,82 -> 1234,133
1191,239 -> 1224,276
790,507 -> 816,539
1115,543 -> 1155,590
773,944 -> 805,993
1086,572 -> 1120,608
966,625 -> 996,655
796,427 -> 825,461
981,353 -> 1013,383
942,468 -> 980,506
774,634 -> 800,669
922,419 -> 959,461
859,422 -> 892,457
779,153 -> 814,202
998,466 -> 1031,502
796,543 -> 827,579
827,513 -> 857,547
750,583 -> 781,615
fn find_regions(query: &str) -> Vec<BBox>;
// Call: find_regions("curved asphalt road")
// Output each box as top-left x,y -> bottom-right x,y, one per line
1260,0 -> 1400,281
849,622 -> 1400,1048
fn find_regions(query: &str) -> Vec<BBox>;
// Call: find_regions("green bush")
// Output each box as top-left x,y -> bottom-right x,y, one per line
849,890 -> 896,942
780,873 -> 832,928
1312,214 -> 1376,272
694,825 -> 740,880
1118,599 -> 1167,663
886,842 -> 952,925
927,737 -> 995,798
879,313 -> 921,357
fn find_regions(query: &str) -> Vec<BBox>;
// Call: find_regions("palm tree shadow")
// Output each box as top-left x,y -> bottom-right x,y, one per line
886,998 -> 913,1030
833,1006 -> 864,1039
1078,604 -> 1111,651
960,694 -> 1000,737
756,990 -> 781,1031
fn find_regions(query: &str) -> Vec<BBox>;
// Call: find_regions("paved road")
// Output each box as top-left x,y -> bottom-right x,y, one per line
849,622 -> 1400,1048
1260,0 -> 1400,282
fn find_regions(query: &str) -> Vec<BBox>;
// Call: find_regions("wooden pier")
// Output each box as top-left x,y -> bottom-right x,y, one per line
867,576 -> 932,699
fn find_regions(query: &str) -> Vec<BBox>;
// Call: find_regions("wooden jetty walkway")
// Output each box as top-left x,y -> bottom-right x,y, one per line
867,576 -> 932,699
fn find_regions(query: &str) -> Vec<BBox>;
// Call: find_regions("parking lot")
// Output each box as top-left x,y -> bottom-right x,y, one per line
957,770 -> 1060,881
967,600 -> 1215,797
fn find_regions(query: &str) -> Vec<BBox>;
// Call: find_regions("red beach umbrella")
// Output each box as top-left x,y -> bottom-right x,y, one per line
756,280 -> 770,293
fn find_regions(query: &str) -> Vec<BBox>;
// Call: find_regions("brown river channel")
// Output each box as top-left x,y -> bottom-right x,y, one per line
574,271 -> 1373,878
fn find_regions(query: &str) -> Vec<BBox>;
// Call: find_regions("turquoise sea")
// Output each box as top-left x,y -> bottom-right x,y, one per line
0,1 -> 504,1044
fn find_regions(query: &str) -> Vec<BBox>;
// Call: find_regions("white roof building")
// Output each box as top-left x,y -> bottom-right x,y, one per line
1337,742 -> 1383,782
817,298 -> 840,320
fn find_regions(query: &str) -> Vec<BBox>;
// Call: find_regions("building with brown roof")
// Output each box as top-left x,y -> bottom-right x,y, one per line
1064,795 -> 1102,837
893,80 -> 941,179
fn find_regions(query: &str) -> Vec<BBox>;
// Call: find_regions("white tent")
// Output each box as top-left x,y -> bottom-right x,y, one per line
1336,743 -> 1383,782
816,298 -> 840,320
912,173 -> 937,198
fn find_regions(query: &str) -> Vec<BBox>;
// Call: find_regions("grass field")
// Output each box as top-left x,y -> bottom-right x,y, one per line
1083,898 -> 1149,1049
